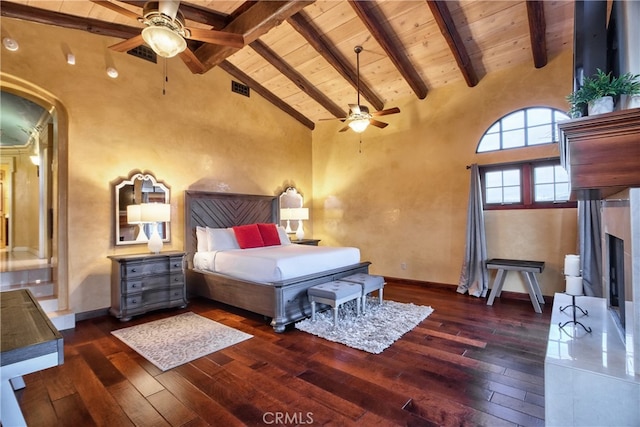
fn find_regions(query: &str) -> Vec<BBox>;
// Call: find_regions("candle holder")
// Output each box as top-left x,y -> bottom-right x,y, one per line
559,293 -> 592,333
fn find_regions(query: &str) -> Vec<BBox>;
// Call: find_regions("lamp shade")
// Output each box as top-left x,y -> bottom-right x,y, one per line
289,208 -> 309,221
140,203 -> 171,223
126,204 -> 142,224
280,208 -> 292,220
348,119 -> 370,133
141,26 -> 186,58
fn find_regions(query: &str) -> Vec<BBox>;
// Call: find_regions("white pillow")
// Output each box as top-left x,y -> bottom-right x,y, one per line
207,227 -> 240,251
277,225 -> 291,245
196,226 -> 208,253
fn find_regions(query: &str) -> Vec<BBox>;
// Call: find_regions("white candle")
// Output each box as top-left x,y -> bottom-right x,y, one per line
564,254 -> 581,277
566,275 -> 583,295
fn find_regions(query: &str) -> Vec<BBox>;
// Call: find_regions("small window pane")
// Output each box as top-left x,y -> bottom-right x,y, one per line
487,122 -> 500,134
502,111 -> 525,130
503,186 -> 521,203
535,166 -> 555,184
478,133 -> 500,152
535,183 -> 555,201
528,124 -> 553,145
485,171 -> 503,187
503,169 -> 521,185
486,188 -> 503,204
502,129 -> 525,148
527,108 -> 551,126
555,183 -> 570,200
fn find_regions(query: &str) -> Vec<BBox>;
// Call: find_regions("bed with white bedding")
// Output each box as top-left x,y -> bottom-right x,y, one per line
185,191 -> 371,332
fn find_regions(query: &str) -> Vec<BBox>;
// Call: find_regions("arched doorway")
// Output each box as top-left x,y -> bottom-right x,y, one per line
1,73 -> 69,310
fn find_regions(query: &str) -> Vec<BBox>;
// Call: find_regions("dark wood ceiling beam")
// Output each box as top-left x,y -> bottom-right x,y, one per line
219,60 -> 315,130
287,11 -> 384,111
348,0 -> 428,100
249,40 -> 347,118
0,1 -> 140,40
526,0 -> 548,68
426,0 -> 479,87
194,1 -> 314,72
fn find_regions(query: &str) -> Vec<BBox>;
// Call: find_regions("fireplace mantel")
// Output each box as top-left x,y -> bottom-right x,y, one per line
559,108 -> 640,200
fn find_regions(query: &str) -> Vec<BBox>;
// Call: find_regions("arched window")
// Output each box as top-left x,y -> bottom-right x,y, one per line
476,107 -> 575,209
477,107 -> 569,153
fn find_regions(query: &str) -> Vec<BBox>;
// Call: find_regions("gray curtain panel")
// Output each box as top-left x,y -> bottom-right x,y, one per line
579,199 -> 603,297
457,164 -> 489,297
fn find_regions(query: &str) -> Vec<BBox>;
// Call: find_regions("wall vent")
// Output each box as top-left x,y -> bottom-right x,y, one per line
231,81 -> 250,97
127,45 -> 157,63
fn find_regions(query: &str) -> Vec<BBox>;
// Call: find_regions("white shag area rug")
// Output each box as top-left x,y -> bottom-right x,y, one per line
111,312 -> 252,371
295,299 -> 434,354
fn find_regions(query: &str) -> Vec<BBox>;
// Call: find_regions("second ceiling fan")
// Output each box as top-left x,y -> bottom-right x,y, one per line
321,46 -> 400,133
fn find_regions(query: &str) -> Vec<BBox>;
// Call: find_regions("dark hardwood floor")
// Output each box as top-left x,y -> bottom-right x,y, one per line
18,282 -> 552,426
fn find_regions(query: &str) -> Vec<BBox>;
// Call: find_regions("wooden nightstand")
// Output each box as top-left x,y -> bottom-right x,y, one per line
292,239 -> 321,246
108,251 -> 187,321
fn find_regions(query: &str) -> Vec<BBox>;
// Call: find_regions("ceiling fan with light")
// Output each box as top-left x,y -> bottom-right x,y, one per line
91,0 -> 244,68
320,46 -> 400,133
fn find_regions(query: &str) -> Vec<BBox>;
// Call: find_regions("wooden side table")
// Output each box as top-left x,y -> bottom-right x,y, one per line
108,251 -> 187,321
485,258 -> 545,313
292,239 -> 321,246
1,289 -> 63,426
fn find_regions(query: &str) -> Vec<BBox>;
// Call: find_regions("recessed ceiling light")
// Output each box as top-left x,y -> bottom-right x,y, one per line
3,37 -> 19,52
106,67 -> 119,78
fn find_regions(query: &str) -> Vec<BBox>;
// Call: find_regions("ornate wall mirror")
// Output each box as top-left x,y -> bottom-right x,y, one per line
279,187 -> 307,237
114,172 -> 170,245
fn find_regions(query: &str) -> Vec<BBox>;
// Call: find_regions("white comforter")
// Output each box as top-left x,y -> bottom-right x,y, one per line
193,244 -> 361,283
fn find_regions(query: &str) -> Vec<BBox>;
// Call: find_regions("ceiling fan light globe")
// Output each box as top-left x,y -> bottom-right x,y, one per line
142,26 -> 186,58
349,119 -> 370,133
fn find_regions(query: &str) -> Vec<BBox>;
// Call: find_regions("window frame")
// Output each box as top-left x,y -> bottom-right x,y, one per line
480,159 -> 577,210
477,107 -> 570,153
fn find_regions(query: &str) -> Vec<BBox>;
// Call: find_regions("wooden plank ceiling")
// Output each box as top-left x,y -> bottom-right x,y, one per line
1,1 -> 574,130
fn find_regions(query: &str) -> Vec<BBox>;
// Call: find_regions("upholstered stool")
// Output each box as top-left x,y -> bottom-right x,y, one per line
341,273 -> 385,313
308,280 -> 362,326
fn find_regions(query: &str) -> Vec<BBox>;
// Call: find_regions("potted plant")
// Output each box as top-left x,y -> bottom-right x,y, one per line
566,69 -> 640,117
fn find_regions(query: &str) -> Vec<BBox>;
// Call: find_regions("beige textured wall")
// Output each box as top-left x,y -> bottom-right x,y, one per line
312,50 -> 578,296
1,18 -> 312,313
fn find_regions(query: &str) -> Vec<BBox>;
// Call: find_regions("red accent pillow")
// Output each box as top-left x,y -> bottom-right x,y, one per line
232,224 -> 265,249
257,223 -> 280,246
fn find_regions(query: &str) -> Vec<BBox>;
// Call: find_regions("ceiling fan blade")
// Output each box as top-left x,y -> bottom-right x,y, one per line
369,119 -> 389,129
186,27 -> 244,48
339,124 -> 351,132
159,0 -> 180,20
109,34 -> 144,52
90,0 -> 141,21
372,107 -> 400,117
179,48 -> 206,74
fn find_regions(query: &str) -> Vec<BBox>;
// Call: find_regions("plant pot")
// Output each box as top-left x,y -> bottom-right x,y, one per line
587,96 -> 614,115
621,94 -> 640,110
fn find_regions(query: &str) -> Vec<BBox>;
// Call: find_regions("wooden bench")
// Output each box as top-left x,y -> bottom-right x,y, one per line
1,289 -> 64,426
485,259 -> 545,313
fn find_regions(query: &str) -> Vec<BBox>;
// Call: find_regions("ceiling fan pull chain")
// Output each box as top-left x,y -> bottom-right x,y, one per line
163,58 -> 168,95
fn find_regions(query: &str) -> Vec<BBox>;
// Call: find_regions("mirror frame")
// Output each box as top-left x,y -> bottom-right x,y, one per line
114,172 -> 170,246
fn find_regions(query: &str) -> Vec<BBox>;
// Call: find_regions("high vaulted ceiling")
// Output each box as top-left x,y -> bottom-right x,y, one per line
1,1 -> 575,131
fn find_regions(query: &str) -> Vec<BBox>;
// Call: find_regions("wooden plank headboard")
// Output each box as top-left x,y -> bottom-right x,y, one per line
184,191 -> 278,265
